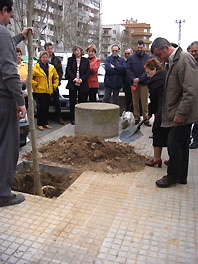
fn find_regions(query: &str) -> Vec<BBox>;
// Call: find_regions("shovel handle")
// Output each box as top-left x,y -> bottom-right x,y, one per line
137,117 -> 147,130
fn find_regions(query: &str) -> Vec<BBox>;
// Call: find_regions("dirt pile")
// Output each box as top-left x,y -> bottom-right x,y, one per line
23,135 -> 145,174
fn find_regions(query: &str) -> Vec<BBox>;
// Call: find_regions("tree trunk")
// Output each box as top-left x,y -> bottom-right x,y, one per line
27,0 -> 43,196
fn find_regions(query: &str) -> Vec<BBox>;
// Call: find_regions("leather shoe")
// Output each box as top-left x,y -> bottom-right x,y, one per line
156,175 -> 177,188
71,120 -> 75,125
44,125 -> 52,129
145,159 -> 162,168
189,141 -> 198,149
0,194 -> 25,207
37,125 -> 44,130
58,119 -> 64,125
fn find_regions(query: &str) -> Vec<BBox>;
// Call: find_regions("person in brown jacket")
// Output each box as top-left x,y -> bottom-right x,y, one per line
151,37 -> 198,188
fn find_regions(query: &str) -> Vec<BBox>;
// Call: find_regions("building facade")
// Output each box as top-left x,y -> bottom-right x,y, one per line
101,24 -> 125,61
64,0 -> 102,53
122,18 -> 152,53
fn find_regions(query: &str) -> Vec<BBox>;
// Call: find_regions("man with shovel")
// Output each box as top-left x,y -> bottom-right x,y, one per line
151,37 -> 198,188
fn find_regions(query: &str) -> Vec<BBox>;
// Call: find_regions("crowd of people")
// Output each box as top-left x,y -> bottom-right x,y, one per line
0,0 -> 198,207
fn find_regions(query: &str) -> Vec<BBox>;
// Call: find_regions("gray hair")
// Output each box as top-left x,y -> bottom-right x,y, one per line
125,48 -> 133,53
151,37 -> 171,54
191,41 -> 198,47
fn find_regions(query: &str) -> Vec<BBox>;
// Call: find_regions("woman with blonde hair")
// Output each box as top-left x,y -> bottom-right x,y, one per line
144,58 -> 169,167
32,51 -> 59,130
87,44 -> 100,102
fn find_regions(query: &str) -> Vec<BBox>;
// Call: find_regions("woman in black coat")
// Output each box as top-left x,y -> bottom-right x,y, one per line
65,46 -> 90,124
144,58 -> 169,167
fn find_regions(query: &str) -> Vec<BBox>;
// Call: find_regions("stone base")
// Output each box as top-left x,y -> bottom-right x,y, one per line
75,102 -> 120,138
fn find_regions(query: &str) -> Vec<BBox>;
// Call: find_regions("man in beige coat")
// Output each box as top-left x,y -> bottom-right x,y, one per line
151,37 -> 198,188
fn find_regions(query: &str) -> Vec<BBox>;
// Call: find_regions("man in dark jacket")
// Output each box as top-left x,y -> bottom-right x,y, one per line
0,0 -> 32,206
103,45 -> 125,105
44,42 -> 64,125
126,40 -> 151,126
151,37 -> 198,188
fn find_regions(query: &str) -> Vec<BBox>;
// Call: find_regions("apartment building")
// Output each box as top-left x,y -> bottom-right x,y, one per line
12,0 -> 63,55
64,0 -> 101,53
101,24 -> 125,61
122,18 -> 152,53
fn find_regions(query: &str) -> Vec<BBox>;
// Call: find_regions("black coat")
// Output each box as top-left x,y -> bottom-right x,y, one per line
65,56 -> 90,93
147,70 -> 166,128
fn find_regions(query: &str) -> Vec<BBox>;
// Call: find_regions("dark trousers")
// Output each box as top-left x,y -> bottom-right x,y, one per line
192,123 -> 198,142
167,124 -> 192,182
0,97 -> 19,198
33,93 -> 51,126
69,88 -> 88,121
124,84 -> 133,112
52,87 -> 62,120
103,86 -> 120,105
88,88 -> 98,102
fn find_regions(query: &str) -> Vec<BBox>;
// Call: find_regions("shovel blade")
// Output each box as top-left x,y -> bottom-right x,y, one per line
119,124 -> 136,141
120,130 -> 143,142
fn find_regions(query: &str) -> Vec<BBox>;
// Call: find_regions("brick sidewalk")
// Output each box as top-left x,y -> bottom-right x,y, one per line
1,123 -> 198,264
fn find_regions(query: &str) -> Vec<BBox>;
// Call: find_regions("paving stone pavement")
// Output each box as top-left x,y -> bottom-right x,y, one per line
1,120 -> 198,264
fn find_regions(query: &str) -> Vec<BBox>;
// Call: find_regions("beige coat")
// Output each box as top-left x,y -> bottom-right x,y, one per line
161,47 -> 198,127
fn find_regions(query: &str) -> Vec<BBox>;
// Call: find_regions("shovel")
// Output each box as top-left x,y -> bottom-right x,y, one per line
119,117 -> 147,143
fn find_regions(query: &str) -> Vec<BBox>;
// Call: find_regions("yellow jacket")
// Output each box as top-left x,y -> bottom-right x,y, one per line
32,63 -> 59,95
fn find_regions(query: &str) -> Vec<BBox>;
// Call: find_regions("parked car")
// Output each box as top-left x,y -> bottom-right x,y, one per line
97,64 -> 105,101
20,114 -> 29,147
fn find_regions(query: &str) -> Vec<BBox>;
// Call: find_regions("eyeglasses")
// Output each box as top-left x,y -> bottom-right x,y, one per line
112,50 -> 119,52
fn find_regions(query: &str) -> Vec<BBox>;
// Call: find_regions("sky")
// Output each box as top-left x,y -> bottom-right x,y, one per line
101,0 -> 198,51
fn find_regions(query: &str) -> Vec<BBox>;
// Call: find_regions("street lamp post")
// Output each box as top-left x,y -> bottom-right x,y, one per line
175,20 -> 185,46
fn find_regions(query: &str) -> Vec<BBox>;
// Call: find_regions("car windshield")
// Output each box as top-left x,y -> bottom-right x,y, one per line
98,65 -> 105,76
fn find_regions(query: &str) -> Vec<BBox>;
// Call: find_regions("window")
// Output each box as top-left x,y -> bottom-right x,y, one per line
144,28 -> 148,32
113,30 -> 116,34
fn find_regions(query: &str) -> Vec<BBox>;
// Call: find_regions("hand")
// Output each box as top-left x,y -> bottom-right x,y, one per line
133,78 -> 139,86
110,63 -> 115,68
75,78 -> 82,84
17,105 -> 26,119
173,116 -> 184,123
22,27 -> 34,39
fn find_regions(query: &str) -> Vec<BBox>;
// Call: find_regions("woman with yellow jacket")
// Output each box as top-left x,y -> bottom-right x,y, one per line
32,51 -> 59,130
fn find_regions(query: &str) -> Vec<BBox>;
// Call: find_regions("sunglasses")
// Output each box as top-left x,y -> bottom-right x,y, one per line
125,53 -> 130,55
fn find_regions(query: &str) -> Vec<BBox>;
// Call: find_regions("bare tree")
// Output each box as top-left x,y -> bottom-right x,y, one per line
27,0 -> 43,196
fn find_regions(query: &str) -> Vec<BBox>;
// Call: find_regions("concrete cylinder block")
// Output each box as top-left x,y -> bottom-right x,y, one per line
75,103 -> 120,138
